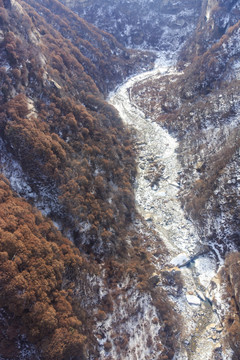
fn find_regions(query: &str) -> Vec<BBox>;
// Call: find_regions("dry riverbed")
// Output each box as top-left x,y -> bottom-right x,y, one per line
108,58 -> 232,359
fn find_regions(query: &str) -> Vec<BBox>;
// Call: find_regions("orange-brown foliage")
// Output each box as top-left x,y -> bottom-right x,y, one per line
0,175 -> 89,359
0,0 -> 141,257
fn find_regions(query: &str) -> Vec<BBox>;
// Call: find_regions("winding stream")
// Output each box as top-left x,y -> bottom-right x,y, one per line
109,62 -> 231,359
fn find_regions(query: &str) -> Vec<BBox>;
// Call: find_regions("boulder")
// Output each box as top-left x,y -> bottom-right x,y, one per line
186,293 -> 201,306
170,253 -> 191,267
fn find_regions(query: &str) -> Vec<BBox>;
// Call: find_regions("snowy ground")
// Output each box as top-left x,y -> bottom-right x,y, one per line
108,56 -> 232,359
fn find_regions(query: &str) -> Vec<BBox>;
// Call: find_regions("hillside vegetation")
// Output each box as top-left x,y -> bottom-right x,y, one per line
0,0 -> 155,257
59,0 -> 201,53
131,1 -> 240,356
0,1 -> 179,359
0,175 -> 92,360
1,0 -> 240,358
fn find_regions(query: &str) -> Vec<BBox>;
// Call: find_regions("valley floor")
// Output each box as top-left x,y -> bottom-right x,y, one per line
108,57 -> 232,360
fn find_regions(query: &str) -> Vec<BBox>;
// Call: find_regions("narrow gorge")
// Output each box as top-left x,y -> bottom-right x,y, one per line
0,1 -> 240,359
109,57 -> 233,359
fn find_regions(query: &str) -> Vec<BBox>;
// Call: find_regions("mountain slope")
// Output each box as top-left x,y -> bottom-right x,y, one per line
0,1 -> 178,359
0,0 -> 155,257
0,175 -> 91,360
130,1 -> 240,357
59,0 -> 202,53
1,0 -> 240,359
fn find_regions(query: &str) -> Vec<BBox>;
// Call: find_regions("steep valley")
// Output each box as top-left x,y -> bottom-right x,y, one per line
0,0 -> 240,360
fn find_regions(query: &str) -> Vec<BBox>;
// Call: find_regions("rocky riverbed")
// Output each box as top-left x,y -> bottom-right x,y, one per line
109,58 -> 232,359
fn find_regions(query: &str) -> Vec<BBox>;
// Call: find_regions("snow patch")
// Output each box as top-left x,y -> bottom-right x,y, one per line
170,253 -> 191,267
186,294 -> 201,306
194,256 -> 217,289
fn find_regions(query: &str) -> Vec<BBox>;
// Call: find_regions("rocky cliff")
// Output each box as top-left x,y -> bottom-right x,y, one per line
180,0 -> 240,60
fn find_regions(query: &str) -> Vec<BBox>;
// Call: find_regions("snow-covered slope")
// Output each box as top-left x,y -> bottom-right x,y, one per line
59,0 -> 202,53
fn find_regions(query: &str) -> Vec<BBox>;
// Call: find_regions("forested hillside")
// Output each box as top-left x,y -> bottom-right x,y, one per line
1,0 -> 240,359
0,175 -> 92,359
0,0 -> 155,258
59,0 -> 201,53
0,1 -> 178,359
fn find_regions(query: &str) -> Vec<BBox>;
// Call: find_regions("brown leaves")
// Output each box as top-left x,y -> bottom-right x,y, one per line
1,0 -> 137,260
41,327 -> 86,360
5,116 -> 67,178
0,177 -> 87,358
